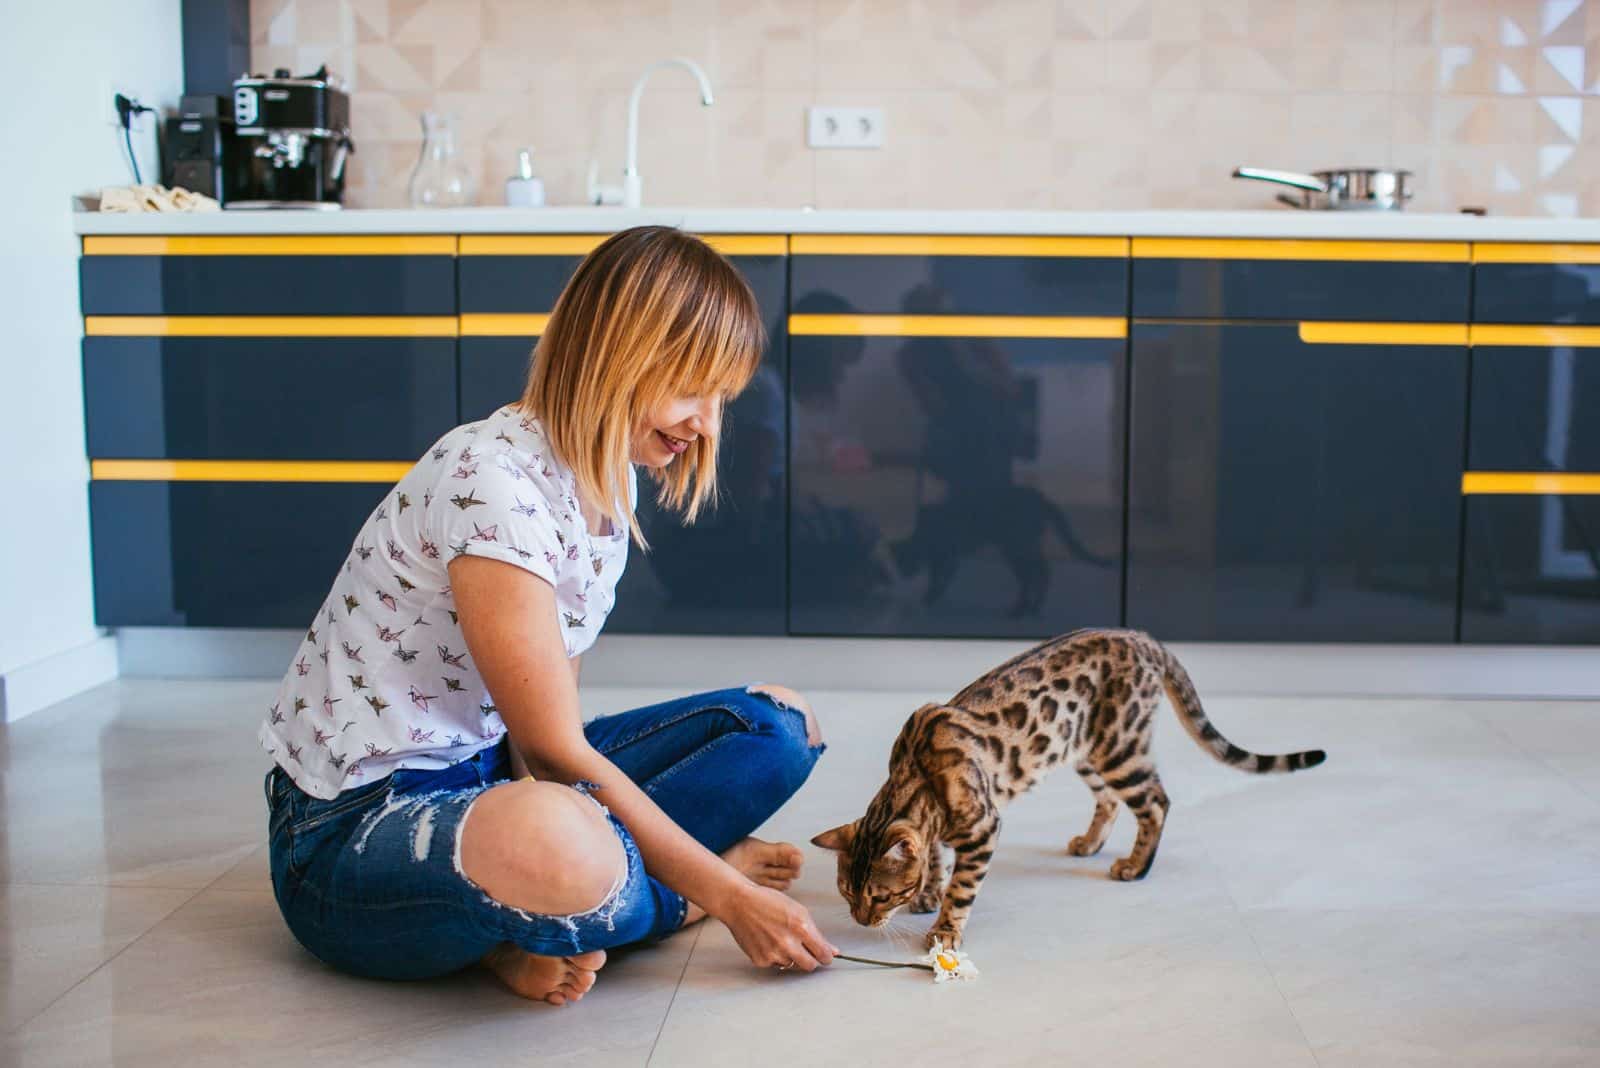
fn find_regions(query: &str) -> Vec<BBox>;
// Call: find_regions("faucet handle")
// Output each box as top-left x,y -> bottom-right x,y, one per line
586,159 -> 624,206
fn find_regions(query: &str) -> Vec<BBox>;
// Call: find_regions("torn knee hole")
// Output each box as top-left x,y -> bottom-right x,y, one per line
748,684 -> 823,747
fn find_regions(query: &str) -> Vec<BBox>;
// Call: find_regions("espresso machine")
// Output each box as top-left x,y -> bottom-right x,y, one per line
227,65 -> 354,209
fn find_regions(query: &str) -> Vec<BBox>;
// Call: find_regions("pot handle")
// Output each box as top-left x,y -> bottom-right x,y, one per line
1232,166 -> 1328,193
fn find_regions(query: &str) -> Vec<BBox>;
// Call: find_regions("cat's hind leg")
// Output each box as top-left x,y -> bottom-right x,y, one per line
1066,762 -> 1119,856
1102,764 -> 1170,881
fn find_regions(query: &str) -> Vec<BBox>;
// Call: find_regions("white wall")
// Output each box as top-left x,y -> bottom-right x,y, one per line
0,1 -> 182,715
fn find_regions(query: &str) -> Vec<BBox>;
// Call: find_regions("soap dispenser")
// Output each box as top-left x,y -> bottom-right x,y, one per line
504,148 -> 546,207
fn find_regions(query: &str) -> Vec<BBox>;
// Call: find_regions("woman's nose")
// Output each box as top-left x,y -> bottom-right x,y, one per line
687,396 -> 719,435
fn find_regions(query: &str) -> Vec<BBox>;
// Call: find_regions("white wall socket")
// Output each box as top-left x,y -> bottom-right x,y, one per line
807,106 -> 885,149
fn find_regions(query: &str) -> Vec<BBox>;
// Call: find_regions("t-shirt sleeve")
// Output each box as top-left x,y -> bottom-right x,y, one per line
426,463 -> 564,588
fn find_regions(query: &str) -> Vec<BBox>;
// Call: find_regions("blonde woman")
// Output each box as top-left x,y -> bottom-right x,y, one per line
261,227 -> 835,1004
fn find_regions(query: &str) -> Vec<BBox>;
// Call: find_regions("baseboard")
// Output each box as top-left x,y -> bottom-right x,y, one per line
114,627 -> 1600,699
0,634 -> 120,723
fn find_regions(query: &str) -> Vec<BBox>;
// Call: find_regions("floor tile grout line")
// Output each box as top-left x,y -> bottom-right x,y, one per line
10,881 -> 209,1034
1220,872 -> 1326,1068
1461,705 -> 1600,816
644,919 -> 705,1068
13,845 -> 250,1032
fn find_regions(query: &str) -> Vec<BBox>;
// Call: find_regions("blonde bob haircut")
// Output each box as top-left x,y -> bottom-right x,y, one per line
519,226 -> 765,548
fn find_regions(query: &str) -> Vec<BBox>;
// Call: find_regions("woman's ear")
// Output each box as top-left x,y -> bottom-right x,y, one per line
811,822 -> 856,851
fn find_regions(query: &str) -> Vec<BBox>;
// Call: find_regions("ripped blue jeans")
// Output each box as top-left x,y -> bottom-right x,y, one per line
265,686 -> 823,981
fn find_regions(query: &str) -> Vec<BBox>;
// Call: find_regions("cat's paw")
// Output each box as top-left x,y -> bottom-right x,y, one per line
924,924 -> 963,951
1066,834 -> 1103,857
1108,857 -> 1149,881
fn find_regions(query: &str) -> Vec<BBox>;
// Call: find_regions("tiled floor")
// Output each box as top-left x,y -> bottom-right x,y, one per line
3,677 -> 1598,1066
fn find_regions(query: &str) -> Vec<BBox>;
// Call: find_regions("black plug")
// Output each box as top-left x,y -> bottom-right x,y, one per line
114,93 -> 153,130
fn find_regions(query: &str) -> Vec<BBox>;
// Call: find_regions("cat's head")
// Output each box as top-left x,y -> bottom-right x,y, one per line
811,818 -> 928,928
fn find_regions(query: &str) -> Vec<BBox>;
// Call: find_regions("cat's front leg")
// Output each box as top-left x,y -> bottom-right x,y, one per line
925,832 -> 997,950
910,842 -> 946,913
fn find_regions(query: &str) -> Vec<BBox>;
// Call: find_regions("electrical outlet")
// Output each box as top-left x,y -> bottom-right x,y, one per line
807,106 -> 885,149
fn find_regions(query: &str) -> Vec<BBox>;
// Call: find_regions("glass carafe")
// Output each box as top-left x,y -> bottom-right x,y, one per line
408,112 -> 476,207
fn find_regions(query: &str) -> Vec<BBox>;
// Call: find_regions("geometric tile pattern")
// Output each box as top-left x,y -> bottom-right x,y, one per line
252,0 -> 1599,216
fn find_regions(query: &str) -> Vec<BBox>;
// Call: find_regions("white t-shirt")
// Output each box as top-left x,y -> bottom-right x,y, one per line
258,406 -> 632,799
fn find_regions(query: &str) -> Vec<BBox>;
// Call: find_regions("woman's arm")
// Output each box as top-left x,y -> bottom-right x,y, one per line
449,555 -> 835,971
506,653 -> 579,782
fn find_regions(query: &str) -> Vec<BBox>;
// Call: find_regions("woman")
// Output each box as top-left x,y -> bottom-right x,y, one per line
261,226 -> 837,1005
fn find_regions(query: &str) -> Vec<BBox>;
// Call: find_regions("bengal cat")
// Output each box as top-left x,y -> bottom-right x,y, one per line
812,628 -> 1325,950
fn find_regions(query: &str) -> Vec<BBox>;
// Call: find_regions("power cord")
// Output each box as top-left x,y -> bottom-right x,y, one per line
114,93 -> 155,184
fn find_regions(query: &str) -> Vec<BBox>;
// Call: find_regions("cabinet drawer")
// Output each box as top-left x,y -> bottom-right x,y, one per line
1126,321 -> 1467,641
80,236 -> 456,315
1473,245 -> 1600,324
90,479 -> 387,627
83,336 -> 458,460
1131,239 -> 1470,321
791,235 -> 1127,317
1468,330 -> 1600,473
1461,492 -> 1600,644
789,327 -> 1125,638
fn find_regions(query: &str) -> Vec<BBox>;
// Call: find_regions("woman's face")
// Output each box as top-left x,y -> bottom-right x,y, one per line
631,393 -> 723,467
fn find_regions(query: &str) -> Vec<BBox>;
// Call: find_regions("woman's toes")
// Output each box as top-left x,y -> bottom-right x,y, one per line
568,949 -> 607,972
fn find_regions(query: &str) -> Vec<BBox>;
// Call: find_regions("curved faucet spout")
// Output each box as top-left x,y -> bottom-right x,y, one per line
623,57 -> 715,208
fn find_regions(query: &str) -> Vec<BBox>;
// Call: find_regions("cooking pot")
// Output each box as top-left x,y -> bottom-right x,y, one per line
1232,166 -> 1413,211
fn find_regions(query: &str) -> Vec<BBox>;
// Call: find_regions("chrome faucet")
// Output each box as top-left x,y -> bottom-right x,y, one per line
619,58 -> 714,209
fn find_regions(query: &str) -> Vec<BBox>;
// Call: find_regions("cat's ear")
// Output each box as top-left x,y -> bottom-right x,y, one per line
811,822 -> 856,851
882,832 -> 920,864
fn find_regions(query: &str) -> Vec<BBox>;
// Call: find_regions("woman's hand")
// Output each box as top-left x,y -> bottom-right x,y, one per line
717,882 -> 837,972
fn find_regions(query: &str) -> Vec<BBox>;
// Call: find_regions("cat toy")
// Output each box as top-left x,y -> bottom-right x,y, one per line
834,942 -> 979,984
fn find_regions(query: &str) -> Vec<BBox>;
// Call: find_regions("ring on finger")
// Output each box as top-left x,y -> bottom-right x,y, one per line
777,961 -> 794,971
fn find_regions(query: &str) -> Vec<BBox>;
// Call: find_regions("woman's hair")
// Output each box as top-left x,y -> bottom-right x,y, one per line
519,226 -> 765,547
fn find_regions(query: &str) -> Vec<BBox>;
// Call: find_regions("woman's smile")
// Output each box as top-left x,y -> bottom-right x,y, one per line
657,429 -> 692,455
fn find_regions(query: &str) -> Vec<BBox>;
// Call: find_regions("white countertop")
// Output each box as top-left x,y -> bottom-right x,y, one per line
72,206 -> 1597,243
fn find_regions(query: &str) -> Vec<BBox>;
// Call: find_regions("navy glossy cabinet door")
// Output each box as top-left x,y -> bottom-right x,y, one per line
84,337 -> 458,460
1126,322 -> 1467,642
456,239 -> 791,635
1460,332 -> 1600,643
92,480 -> 386,627
789,332 -> 1125,638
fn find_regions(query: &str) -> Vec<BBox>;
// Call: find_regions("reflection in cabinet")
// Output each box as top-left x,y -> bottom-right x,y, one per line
1126,322 -> 1467,642
789,330 -> 1124,638
454,245 -> 791,635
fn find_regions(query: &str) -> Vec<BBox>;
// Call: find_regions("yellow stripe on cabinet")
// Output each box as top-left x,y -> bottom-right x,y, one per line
1472,243 -> 1600,264
458,313 -> 550,336
788,314 -> 1127,338
84,316 -> 459,337
789,235 -> 1127,257
1469,324 -> 1600,347
81,235 -> 456,256
1298,322 -> 1470,345
1132,238 -> 1470,263
1462,472 -> 1600,495
91,460 -> 414,483
458,234 -> 787,256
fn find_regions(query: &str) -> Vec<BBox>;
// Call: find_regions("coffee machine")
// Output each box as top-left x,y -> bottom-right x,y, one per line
227,65 -> 354,209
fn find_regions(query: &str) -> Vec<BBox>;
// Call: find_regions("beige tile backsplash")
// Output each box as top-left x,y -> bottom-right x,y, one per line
253,0 -> 1598,216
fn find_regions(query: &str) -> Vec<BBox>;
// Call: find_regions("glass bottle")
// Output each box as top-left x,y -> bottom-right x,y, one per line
407,112 -> 476,207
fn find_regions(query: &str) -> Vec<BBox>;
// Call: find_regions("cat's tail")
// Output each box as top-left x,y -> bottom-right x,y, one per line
1158,642 -> 1326,774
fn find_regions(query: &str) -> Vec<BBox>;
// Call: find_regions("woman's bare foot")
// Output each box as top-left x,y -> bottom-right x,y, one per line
681,837 -> 805,926
482,945 -> 606,1006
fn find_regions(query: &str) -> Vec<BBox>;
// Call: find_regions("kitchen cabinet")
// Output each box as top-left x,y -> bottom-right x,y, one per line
1126,321 -> 1468,642
788,237 -> 1128,638
91,479 -> 388,628
79,236 -> 456,315
1462,244 -> 1600,643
